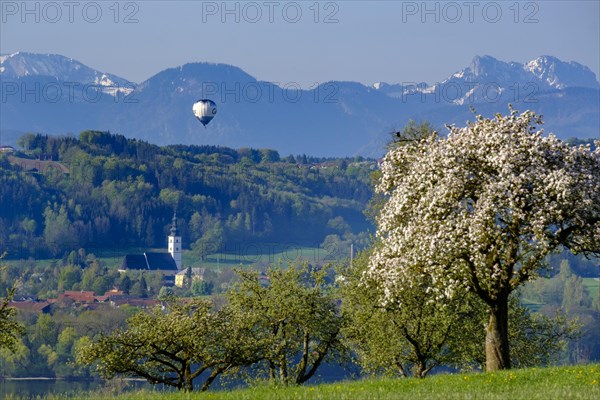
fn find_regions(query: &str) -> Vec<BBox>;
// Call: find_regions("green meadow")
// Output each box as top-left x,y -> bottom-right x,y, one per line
18,363 -> 597,400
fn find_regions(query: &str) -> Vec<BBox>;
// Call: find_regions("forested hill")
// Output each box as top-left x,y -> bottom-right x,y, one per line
0,131 -> 375,260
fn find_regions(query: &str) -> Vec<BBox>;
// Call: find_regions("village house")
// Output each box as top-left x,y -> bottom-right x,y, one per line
9,299 -> 52,314
0,145 -> 16,153
174,267 -> 206,288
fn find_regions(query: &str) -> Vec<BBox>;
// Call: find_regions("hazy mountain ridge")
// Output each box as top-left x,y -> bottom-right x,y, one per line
1,53 -> 598,156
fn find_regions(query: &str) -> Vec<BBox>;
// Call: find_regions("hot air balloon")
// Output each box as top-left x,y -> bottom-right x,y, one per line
192,99 -> 218,127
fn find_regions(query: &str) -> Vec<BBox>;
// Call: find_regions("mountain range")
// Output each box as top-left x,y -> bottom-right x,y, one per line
1,52 -> 598,157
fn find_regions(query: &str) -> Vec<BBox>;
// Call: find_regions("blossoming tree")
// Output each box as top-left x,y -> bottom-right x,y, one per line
368,109 -> 600,371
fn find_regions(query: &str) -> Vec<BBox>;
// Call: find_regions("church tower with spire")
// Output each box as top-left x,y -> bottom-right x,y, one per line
168,211 -> 182,270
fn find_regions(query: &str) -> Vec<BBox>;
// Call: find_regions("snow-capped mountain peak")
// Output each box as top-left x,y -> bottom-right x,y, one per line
523,55 -> 598,89
0,52 -> 135,96
394,55 -> 600,105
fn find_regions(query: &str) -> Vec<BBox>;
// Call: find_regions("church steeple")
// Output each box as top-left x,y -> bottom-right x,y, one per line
170,211 -> 179,236
168,211 -> 182,270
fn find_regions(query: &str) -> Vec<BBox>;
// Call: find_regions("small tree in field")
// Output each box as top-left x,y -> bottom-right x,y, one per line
368,109 -> 600,371
0,255 -> 25,352
78,298 -> 258,391
342,248 -> 578,377
227,264 -> 345,385
340,249 -> 481,378
0,290 -> 24,352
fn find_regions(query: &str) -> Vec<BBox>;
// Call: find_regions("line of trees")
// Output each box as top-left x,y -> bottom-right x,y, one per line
78,264 -> 346,391
77,260 -> 582,392
1,253 -> 595,382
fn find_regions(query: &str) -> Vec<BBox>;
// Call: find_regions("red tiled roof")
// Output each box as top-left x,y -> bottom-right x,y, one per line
94,289 -> 125,302
59,291 -> 96,303
9,301 -> 51,313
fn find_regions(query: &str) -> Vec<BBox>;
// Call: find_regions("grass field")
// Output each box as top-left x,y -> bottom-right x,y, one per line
183,245 -> 347,270
582,277 -> 600,299
5,247 -> 146,270
26,363 -> 598,400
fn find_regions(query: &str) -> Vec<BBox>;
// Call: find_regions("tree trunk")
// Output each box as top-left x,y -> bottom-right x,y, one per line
201,367 -> 222,392
184,362 -> 194,392
296,342 -> 330,385
295,331 -> 310,384
268,361 -> 276,381
279,356 -> 288,384
394,359 -> 408,378
485,298 -> 510,371
414,360 -> 426,378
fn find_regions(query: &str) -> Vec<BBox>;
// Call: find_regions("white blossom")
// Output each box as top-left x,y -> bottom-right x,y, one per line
368,109 -> 600,307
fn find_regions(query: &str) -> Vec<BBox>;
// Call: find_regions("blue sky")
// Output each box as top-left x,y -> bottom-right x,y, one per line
1,1 -> 599,86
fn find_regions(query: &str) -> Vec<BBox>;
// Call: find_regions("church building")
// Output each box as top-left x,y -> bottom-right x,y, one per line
119,212 -> 182,273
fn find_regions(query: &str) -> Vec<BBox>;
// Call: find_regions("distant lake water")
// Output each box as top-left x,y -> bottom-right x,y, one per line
0,379 -> 163,399
0,363 -> 357,398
